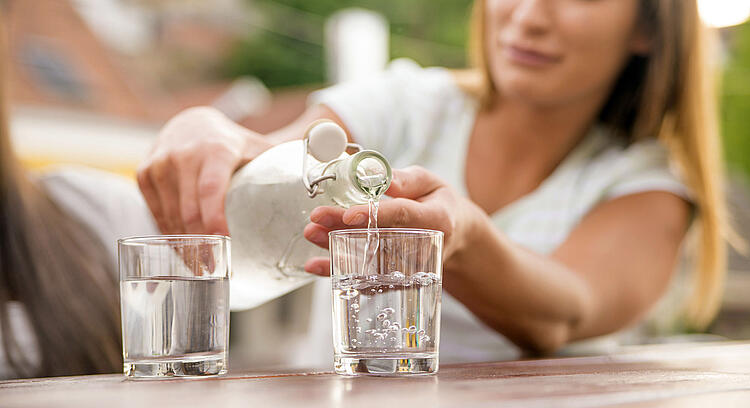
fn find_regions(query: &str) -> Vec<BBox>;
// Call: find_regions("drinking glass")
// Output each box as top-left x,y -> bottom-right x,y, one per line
118,235 -> 230,378
330,228 -> 443,376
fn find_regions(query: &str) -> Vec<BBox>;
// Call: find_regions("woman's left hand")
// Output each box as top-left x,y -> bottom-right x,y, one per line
303,165 -> 480,276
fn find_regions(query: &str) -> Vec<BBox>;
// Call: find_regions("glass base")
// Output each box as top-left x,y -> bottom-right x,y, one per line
124,355 -> 227,379
334,354 -> 438,376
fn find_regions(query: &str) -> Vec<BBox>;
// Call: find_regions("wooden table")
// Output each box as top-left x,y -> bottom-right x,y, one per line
3,342 -> 750,407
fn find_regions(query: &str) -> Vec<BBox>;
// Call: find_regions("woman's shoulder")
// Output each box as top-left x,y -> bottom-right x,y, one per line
38,165 -> 158,259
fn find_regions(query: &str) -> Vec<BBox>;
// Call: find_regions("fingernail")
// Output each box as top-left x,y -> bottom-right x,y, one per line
346,213 -> 366,225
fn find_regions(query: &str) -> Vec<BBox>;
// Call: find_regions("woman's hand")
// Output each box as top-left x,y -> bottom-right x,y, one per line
137,107 -> 274,235
302,165 -> 482,275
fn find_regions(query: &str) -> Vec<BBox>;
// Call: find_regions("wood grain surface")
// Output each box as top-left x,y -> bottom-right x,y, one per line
2,342 -> 750,407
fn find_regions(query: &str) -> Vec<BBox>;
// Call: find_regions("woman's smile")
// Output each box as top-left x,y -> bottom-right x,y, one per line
502,42 -> 563,68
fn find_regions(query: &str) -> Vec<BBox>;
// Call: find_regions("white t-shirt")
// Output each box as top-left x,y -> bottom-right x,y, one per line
0,166 -> 158,379
297,59 -> 691,366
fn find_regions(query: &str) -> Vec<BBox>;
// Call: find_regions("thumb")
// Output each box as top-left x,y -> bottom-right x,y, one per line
386,166 -> 444,200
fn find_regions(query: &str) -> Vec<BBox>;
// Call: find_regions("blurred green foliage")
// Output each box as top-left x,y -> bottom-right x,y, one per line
223,0 -> 474,88
722,23 -> 750,178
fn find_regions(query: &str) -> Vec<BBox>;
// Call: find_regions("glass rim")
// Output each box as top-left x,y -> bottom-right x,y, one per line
118,234 -> 230,246
328,228 -> 443,238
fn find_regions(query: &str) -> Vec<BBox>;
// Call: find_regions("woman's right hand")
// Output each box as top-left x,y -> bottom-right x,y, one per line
137,106 -> 274,235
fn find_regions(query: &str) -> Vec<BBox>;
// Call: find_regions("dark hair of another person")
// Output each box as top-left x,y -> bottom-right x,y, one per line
0,18 -> 121,377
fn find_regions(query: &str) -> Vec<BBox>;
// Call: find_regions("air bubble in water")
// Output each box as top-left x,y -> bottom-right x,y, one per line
391,271 -> 405,280
413,272 -> 439,286
376,313 -> 387,321
383,307 -> 395,315
408,326 -> 417,334
351,303 -> 360,311
417,329 -> 425,336
365,329 -> 377,335
382,319 -> 390,328
339,288 -> 358,300
413,272 -> 431,285
366,318 -> 372,323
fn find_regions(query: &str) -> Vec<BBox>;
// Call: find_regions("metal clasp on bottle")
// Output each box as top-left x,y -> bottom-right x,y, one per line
302,138 -> 363,198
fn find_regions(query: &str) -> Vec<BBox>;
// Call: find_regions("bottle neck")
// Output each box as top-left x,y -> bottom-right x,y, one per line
317,150 -> 392,208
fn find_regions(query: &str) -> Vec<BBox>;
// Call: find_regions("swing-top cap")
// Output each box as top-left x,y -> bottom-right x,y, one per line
305,119 -> 348,162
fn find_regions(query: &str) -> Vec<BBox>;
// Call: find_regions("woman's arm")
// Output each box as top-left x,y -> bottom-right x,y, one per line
305,167 -> 691,353
447,189 -> 690,353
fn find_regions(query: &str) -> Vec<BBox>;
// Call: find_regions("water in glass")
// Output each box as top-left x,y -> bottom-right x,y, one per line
120,276 -> 229,377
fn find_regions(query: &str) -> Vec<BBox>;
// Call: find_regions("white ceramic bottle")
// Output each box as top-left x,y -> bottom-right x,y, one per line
225,120 -> 392,310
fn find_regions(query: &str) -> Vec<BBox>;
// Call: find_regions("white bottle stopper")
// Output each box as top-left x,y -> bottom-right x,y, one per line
306,120 -> 348,162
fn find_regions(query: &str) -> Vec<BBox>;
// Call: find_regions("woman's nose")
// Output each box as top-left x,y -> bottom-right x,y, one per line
511,0 -> 553,35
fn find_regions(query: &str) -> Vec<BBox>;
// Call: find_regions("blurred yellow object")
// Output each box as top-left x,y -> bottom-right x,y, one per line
19,155 -> 138,179
10,107 -> 156,181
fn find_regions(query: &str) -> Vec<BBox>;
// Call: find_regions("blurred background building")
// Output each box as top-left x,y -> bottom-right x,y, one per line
3,0 -> 750,366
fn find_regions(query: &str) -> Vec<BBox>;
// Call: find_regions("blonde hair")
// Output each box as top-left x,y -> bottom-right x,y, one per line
464,0 -> 729,330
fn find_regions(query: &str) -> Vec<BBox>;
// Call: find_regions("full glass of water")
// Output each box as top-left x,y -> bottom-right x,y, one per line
118,235 -> 230,378
330,228 -> 443,376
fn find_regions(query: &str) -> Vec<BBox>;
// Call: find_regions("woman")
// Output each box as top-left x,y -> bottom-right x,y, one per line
139,0 -> 727,362
0,32 -> 157,378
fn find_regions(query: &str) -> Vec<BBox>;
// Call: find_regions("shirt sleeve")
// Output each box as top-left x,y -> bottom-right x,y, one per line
602,139 -> 693,203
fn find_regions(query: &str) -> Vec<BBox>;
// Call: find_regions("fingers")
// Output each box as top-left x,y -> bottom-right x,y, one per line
197,155 -> 235,236
137,163 -> 167,233
303,222 -> 331,249
386,166 -> 444,200
137,106 -> 259,236
149,155 -> 183,234
304,257 -> 330,276
176,154 -> 203,233
344,198 -> 431,229
139,151 -> 224,235
310,206 -> 352,229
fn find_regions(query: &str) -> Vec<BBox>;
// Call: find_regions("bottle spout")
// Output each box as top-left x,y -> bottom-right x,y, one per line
351,151 -> 392,199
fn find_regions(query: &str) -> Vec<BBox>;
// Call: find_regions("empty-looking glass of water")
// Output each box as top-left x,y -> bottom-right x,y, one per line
118,235 -> 230,379
329,228 -> 443,376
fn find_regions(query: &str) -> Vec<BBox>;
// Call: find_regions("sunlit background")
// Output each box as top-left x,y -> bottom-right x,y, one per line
698,0 -> 750,28
4,0 -> 750,366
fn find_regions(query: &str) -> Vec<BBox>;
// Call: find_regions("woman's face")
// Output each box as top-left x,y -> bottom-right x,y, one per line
485,0 -> 649,107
